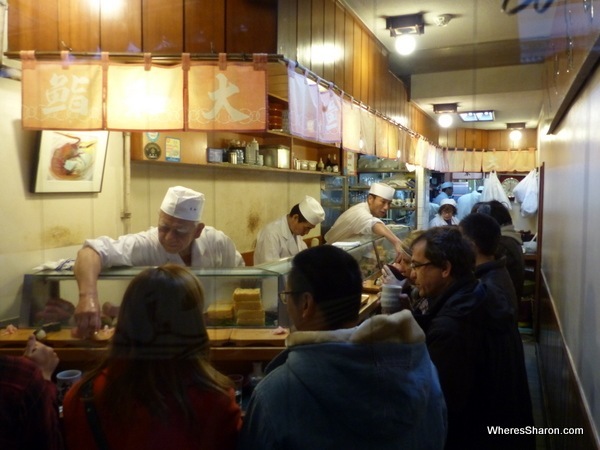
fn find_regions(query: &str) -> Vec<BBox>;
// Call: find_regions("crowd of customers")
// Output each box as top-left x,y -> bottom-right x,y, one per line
1,199 -> 535,450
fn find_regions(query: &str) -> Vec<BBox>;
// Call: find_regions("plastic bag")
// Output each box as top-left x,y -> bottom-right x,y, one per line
512,169 -> 537,203
513,169 -> 538,217
481,171 -> 512,209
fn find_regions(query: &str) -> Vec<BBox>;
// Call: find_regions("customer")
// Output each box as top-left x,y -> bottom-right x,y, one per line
63,264 -> 241,450
73,186 -> 244,337
459,213 -> 535,449
380,229 -> 428,314
472,200 -> 525,301
254,195 -> 325,265
410,227 -> 534,449
324,183 -> 404,258
0,335 -> 62,450
429,198 -> 459,227
238,245 -> 447,450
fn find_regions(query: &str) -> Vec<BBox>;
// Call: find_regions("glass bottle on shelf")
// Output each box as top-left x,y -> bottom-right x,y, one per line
332,153 -> 339,173
325,154 -> 333,172
318,157 -> 325,172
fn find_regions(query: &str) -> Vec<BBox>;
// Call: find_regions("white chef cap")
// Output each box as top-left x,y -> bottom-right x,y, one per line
160,186 -> 204,222
440,181 -> 453,190
299,195 -> 325,225
368,183 -> 395,201
439,198 -> 457,209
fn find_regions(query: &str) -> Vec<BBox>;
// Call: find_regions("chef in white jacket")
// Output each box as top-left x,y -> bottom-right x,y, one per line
253,196 -> 325,265
324,183 -> 404,258
456,185 -> 484,220
73,186 -> 244,338
433,181 -> 454,204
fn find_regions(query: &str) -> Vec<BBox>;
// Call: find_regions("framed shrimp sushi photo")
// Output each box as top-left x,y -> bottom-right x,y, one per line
32,130 -> 109,193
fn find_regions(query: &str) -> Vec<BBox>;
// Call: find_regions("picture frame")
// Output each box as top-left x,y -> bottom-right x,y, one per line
32,130 -> 109,193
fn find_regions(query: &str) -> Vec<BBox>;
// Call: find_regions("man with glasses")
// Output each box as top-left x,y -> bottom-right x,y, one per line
239,245 -> 447,450
409,226 -> 534,449
73,186 -> 243,338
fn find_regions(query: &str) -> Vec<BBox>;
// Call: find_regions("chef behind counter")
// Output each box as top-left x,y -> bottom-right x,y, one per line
73,186 -> 244,338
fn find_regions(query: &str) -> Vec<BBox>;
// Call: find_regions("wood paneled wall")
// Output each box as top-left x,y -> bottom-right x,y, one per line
439,128 -> 537,150
7,0 -> 277,54
277,0 -> 438,141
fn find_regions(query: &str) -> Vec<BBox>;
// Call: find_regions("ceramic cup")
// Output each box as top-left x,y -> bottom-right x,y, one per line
56,369 -> 82,405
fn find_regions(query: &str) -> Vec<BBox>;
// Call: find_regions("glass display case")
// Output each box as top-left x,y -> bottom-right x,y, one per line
20,267 -> 282,329
20,236 -> 405,331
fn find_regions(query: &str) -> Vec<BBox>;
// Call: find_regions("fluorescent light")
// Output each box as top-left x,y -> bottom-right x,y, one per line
458,110 -> 495,122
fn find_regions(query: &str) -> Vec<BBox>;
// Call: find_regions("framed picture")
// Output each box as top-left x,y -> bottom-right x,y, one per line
33,130 -> 109,193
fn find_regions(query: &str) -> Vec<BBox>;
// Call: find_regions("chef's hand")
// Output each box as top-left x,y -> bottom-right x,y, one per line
24,335 -> 59,381
72,295 -> 101,339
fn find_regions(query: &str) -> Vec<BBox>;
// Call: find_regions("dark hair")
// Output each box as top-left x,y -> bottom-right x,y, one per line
289,203 -> 309,223
288,246 -> 362,329
472,200 -> 513,226
412,227 -> 475,278
73,264 -> 230,424
460,213 -> 501,256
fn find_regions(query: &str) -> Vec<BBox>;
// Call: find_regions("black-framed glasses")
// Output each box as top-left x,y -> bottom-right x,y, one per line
279,291 -> 300,304
410,261 -> 434,270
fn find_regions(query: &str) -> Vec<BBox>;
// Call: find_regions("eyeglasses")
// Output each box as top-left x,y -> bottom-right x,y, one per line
410,261 -> 434,270
278,291 -> 300,304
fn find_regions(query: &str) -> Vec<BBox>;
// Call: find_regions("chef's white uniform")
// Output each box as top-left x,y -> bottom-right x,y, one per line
84,225 -> 244,268
456,191 -> 482,220
432,191 -> 451,205
253,215 -> 307,265
324,203 -> 383,243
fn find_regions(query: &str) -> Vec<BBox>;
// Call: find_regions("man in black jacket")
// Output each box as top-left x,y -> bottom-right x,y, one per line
410,226 -> 534,449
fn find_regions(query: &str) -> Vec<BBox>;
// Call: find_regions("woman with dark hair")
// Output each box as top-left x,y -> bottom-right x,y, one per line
63,264 -> 241,450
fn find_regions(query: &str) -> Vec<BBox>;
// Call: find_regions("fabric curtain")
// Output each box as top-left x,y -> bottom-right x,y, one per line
21,51 -> 103,130
317,88 -> 342,143
341,98 -> 361,152
288,66 -> 318,139
106,61 -> 184,131
188,55 -> 267,131
359,108 -> 376,155
375,117 -> 389,158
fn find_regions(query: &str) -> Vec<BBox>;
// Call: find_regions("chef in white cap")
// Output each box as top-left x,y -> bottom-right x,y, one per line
253,195 -> 325,265
73,185 -> 244,338
433,181 -> 454,205
324,183 -> 404,258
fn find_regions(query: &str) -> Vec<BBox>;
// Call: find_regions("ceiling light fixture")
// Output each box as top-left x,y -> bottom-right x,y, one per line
458,110 -> 495,122
386,13 -> 424,56
433,103 -> 457,128
507,122 -> 526,142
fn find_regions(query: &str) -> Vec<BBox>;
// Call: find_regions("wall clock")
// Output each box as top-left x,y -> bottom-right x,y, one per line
501,177 -> 519,198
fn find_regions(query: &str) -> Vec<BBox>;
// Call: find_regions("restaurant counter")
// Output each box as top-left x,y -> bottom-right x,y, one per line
0,293 -> 380,376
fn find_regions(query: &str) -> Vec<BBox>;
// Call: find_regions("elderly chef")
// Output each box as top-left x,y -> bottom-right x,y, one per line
324,182 -> 404,259
73,186 -> 244,338
433,181 -> 454,204
254,196 -> 325,265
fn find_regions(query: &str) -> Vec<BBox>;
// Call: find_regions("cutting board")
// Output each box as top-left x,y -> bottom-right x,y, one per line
207,328 -> 232,346
230,328 -> 288,347
0,328 -> 113,347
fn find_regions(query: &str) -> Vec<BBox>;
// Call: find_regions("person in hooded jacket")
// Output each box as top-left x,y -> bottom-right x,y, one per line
237,245 -> 447,450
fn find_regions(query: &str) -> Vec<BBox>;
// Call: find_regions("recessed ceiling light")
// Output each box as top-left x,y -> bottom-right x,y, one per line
458,111 -> 495,122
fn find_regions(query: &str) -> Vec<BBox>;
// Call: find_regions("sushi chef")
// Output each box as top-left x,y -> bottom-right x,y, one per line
254,196 -> 325,265
72,186 -> 244,338
324,183 -> 403,258
432,181 -> 454,204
